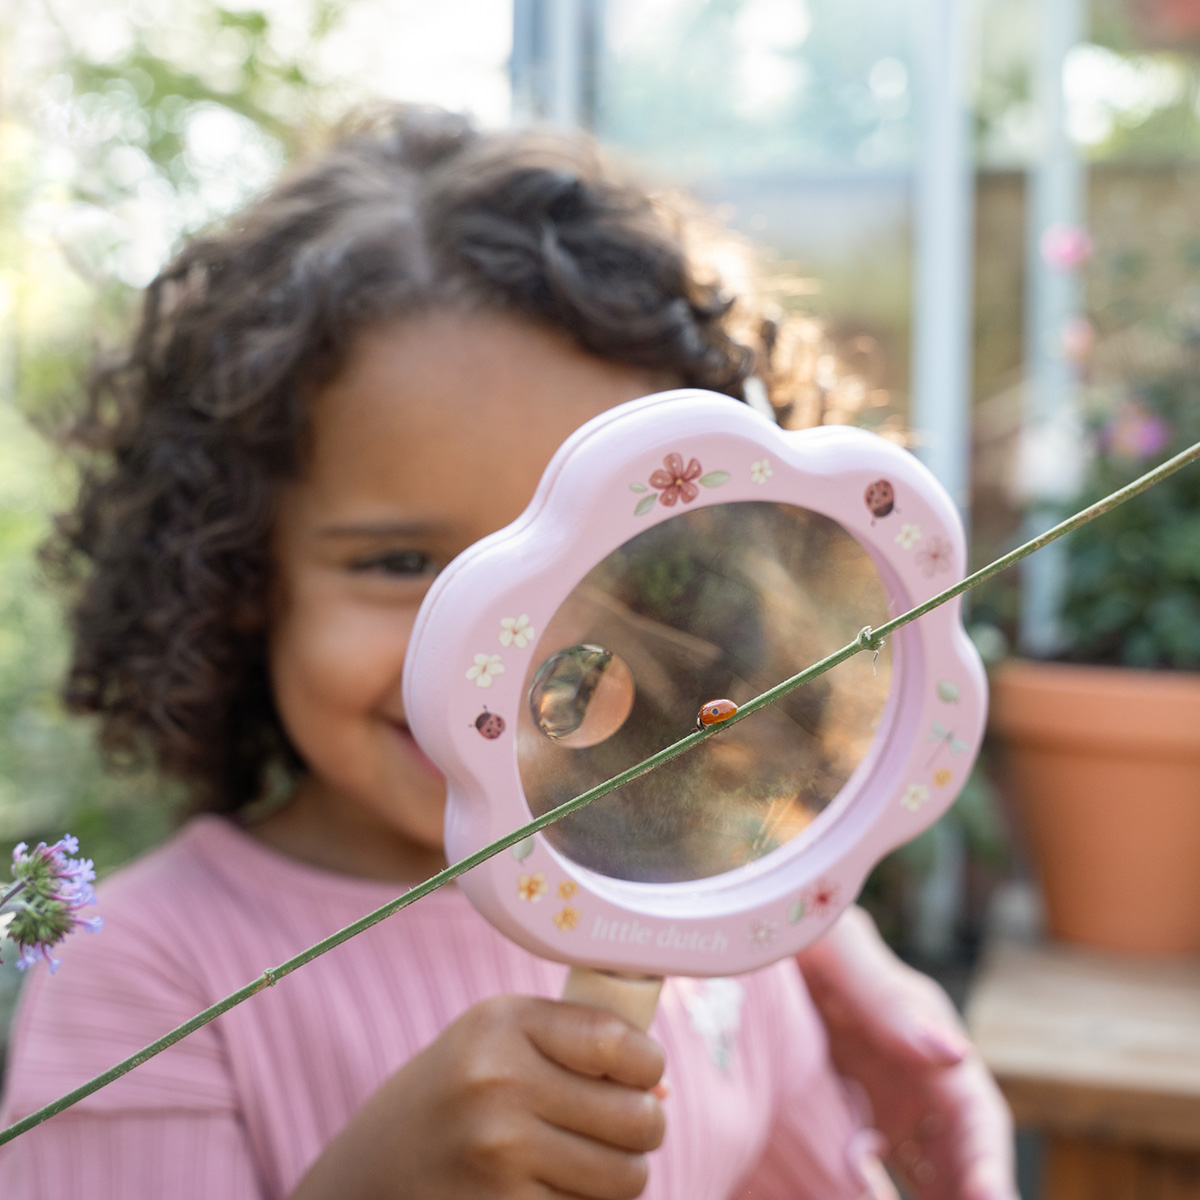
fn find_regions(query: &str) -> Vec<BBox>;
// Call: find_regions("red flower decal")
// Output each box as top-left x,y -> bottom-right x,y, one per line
649,453 -> 703,507
804,879 -> 839,916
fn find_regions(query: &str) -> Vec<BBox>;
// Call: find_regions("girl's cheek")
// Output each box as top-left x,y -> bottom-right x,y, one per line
279,598 -> 413,702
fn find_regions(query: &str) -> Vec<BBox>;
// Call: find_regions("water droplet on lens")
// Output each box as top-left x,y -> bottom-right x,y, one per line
528,644 -> 635,749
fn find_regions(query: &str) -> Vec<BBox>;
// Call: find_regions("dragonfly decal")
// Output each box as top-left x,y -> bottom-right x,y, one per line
926,721 -> 969,767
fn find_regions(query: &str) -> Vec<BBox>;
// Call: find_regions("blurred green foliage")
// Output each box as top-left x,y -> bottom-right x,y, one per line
1090,0 -> 1200,161
1062,366 -> 1200,668
0,1 -> 356,885
0,397 -> 177,864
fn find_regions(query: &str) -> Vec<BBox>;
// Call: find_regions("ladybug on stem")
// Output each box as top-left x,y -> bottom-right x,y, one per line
697,698 -> 738,730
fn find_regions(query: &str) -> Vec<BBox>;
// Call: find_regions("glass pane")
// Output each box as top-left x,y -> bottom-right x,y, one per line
517,501 -> 892,883
597,0 -> 917,442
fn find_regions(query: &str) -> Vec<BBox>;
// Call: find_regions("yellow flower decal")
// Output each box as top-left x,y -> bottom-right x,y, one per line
557,880 -> 578,900
933,767 -> 953,787
553,905 -> 580,931
517,872 -> 547,902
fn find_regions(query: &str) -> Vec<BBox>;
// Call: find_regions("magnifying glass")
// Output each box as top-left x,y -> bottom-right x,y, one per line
404,390 -> 986,1027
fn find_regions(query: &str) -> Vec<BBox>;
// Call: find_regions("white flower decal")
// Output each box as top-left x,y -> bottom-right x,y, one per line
466,653 -> 505,688
750,458 -> 772,485
499,614 -> 535,649
901,783 -> 931,812
895,523 -> 922,550
749,919 -> 778,946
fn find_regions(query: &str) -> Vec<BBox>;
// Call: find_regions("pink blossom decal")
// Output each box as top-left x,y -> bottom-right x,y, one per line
916,536 -> 953,576
651,453 -> 703,506
632,453 -> 730,515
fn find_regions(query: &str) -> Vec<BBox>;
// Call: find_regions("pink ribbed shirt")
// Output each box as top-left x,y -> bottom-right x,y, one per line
0,816 -> 870,1198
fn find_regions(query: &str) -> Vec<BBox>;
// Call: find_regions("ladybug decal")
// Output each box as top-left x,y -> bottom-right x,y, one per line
697,698 -> 738,730
474,709 -> 506,739
864,479 -> 895,519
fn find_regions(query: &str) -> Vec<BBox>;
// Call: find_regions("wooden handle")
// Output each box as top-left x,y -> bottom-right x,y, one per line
562,966 -> 663,1032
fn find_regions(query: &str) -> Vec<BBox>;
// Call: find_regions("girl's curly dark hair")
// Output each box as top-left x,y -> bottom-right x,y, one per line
48,105 -> 755,813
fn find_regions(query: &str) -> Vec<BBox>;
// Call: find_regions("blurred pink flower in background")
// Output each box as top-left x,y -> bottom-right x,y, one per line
1103,399 -> 1171,461
1040,224 -> 1094,272
1060,315 -> 1096,361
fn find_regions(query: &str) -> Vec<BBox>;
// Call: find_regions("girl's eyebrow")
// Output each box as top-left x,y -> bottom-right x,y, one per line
317,520 -> 442,539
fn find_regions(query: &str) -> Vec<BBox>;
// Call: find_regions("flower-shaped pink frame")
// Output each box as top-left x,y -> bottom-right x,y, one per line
404,390 -> 986,976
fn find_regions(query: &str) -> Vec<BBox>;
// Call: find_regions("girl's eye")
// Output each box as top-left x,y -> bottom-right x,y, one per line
351,550 -> 437,578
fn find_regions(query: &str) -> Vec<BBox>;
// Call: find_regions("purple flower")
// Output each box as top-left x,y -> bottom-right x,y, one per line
1103,401 -> 1171,462
2,835 -> 102,974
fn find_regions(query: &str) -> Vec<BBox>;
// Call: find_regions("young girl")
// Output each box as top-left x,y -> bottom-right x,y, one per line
0,107 -> 1014,1200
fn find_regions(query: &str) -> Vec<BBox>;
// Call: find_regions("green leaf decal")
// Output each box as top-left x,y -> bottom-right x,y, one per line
699,471 -> 730,488
634,493 -> 657,516
511,836 -> 535,862
788,898 -> 807,924
629,482 -> 648,493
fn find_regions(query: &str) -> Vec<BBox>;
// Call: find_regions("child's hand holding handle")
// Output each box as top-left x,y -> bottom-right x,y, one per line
290,994 -> 666,1200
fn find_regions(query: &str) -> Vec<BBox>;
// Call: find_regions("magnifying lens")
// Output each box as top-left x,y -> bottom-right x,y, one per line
403,390 -> 986,1026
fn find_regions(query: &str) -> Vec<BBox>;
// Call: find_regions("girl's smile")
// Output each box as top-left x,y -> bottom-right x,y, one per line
250,309 -> 668,883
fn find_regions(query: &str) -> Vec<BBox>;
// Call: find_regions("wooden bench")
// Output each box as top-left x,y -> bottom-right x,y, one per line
965,937 -> 1200,1199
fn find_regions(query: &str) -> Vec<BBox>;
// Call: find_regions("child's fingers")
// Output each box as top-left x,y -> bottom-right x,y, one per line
532,1070 -> 666,1154
523,999 -> 665,1090
530,1122 -> 652,1200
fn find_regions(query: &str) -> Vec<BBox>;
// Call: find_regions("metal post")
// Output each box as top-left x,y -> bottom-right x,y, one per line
1019,0 -> 1086,656
548,0 -> 583,126
510,0 -> 601,128
910,0 -> 976,517
511,0 -> 542,126
909,0 -> 976,965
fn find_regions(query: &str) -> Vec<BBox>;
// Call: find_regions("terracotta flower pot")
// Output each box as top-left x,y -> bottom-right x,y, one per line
1130,0 -> 1200,48
989,660 -> 1200,954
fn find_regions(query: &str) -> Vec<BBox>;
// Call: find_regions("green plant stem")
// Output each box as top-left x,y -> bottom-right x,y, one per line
2,437 -> 1197,1147
0,881 -> 27,909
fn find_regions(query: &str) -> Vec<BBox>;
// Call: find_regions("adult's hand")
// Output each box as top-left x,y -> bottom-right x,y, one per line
797,907 -> 1018,1200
